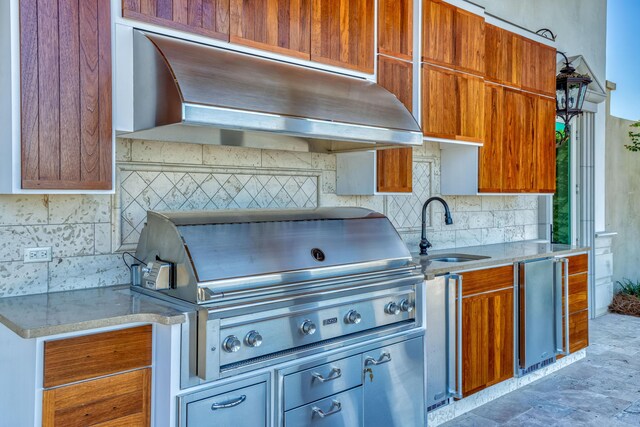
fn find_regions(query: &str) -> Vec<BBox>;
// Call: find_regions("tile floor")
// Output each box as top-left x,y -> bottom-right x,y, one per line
442,313 -> 640,426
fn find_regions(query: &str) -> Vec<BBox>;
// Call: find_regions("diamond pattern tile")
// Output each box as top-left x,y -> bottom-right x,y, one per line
388,161 -> 432,231
119,170 -> 319,245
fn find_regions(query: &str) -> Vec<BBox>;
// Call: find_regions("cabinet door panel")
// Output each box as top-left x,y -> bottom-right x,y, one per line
230,0 -> 311,59
453,8 -> 484,75
479,83 -> 504,192
534,95 -> 556,193
42,368 -> 151,427
521,38 -> 556,96
485,24 -> 521,88
457,71 -> 485,141
21,0 -> 112,190
422,0 -> 454,65
422,64 -> 457,138
461,288 -> 514,396
569,310 -> 589,353
422,64 -> 484,142
503,89 -> 536,192
376,56 -> 413,193
123,0 -> 230,41
568,254 -> 589,275
311,0 -> 375,73
378,0 -> 412,60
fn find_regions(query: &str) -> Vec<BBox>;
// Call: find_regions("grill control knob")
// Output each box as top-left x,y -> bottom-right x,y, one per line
222,335 -> 241,353
344,310 -> 362,324
245,330 -> 263,348
385,302 -> 400,315
300,320 -> 317,335
399,299 -> 414,313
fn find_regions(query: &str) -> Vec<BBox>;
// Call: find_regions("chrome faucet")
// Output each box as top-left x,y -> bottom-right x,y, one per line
419,197 -> 453,255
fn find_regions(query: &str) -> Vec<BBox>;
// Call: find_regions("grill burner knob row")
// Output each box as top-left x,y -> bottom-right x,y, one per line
245,330 -> 263,347
344,310 -> 362,324
300,319 -> 317,335
399,298 -> 414,313
222,335 -> 242,353
384,302 -> 400,315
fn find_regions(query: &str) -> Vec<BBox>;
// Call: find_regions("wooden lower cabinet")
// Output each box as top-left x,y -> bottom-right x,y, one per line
558,254 -> 590,358
458,266 -> 514,397
42,368 -> 151,427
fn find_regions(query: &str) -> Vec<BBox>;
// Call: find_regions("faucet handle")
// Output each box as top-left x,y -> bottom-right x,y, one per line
419,238 -> 432,255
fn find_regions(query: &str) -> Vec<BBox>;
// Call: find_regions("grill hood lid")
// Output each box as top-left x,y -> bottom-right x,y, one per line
118,31 -> 422,152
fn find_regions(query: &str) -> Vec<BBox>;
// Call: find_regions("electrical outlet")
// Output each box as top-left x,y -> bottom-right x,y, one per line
24,247 -> 52,263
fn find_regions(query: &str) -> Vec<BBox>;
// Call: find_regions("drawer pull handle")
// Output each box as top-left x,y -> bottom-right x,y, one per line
311,367 -> 342,383
364,351 -> 391,366
311,399 -> 342,418
210,395 -> 246,410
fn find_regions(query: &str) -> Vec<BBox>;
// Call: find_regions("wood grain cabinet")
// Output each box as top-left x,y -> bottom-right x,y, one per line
20,0 -> 112,190
376,55 -> 413,193
422,63 -> 485,143
558,254 -> 590,357
422,0 -> 484,76
378,0 -> 413,60
229,0 -> 311,59
42,326 -> 152,427
310,0 -> 375,73
478,87 -> 556,193
122,0 -> 231,41
484,24 -> 521,88
457,266 -> 515,397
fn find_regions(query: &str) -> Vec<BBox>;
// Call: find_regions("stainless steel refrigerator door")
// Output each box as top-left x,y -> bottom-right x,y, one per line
519,259 -> 556,371
426,276 -> 457,409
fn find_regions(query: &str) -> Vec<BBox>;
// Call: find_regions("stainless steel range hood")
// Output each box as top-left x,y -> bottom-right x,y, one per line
118,31 -> 422,153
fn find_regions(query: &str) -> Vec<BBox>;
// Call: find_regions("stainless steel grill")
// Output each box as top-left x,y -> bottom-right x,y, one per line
131,208 -> 423,386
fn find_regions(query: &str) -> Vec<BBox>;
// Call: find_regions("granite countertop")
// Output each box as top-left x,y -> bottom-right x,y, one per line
413,240 -> 590,279
0,285 -> 187,339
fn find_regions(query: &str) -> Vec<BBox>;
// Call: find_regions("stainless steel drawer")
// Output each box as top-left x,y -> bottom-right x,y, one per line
284,387 -> 363,427
186,382 -> 267,427
284,354 -> 362,410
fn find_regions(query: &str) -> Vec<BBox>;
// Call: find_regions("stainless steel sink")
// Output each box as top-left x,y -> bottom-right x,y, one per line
424,253 -> 491,263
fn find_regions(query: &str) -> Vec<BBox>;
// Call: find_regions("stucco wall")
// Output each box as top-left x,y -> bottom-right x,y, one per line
606,92 -> 640,284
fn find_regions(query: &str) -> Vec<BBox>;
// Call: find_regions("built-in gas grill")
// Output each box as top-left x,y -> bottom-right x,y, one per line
132,208 -> 424,388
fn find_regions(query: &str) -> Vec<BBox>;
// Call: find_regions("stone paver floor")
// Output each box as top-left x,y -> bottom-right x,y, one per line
442,313 -> 640,426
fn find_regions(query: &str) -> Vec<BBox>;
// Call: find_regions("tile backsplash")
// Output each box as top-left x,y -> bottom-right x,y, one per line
0,139 -> 539,298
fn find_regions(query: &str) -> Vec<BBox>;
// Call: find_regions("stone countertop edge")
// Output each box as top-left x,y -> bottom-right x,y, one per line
0,285 -> 187,340
413,241 -> 591,280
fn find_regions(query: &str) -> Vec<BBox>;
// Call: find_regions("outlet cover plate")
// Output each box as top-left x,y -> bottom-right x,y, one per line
24,247 -> 52,263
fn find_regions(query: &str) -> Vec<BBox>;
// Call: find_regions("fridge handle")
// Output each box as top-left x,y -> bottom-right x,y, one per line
446,274 -> 463,399
554,258 -> 570,355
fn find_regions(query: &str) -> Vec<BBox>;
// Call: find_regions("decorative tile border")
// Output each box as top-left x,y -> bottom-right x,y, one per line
385,158 -> 435,232
114,163 -> 320,251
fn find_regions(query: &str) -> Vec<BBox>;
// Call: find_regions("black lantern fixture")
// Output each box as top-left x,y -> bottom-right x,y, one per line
555,52 -> 592,145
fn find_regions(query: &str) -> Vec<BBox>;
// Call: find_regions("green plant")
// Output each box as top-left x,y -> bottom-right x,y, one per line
616,278 -> 640,298
625,122 -> 640,152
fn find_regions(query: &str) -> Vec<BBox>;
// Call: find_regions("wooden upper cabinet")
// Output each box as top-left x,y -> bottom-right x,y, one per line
422,64 -> 484,143
229,0 -> 311,59
20,0 -> 112,190
311,0 -> 375,73
422,0 -> 484,75
453,8 -> 484,75
479,83 -> 504,193
502,88 -> 536,192
123,0 -> 231,41
422,0 -> 454,66
521,36 -> 556,97
378,0 -> 413,60
485,24 -> 521,87
534,95 -> 556,193
376,56 -> 413,193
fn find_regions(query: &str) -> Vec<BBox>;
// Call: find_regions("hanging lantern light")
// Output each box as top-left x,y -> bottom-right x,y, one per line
555,52 -> 592,145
